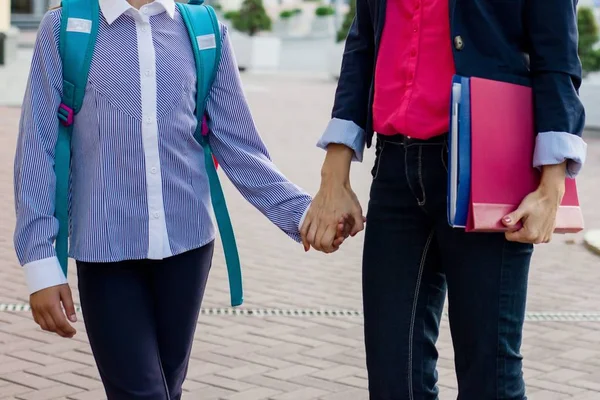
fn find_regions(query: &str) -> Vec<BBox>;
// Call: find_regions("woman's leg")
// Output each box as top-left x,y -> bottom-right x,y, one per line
432,141 -> 532,399
77,259 -> 169,400
436,224 -> 532,400
363,137 -> 447,400
151,242 -> 214,400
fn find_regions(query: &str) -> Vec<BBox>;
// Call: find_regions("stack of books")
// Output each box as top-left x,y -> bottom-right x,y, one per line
447,75 -> 584,233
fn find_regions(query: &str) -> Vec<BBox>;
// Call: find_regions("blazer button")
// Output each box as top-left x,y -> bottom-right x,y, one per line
454,35 -> 464,50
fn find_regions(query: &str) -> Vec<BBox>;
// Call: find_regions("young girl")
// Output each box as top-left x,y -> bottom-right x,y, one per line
13,0 -> 348,397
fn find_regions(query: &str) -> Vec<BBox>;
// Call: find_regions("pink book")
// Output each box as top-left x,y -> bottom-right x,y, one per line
466,77 -> 584,233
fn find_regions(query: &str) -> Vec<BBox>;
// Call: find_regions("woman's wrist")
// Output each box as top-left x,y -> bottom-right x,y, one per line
320,144 -> 353,187
539,162 -> 567,197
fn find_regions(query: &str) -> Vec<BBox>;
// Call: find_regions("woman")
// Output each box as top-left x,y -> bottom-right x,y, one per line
300,0 -> 586,398
13,0 -> 348,398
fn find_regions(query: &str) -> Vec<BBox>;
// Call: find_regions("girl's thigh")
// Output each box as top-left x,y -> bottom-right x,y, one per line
151,242 -> 214,394
77,259 -> 169,400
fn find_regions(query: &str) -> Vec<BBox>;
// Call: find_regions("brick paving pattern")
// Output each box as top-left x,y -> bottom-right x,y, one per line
0,74 -> 599,399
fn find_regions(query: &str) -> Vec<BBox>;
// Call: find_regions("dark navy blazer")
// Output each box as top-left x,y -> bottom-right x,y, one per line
317,0 -> 587,176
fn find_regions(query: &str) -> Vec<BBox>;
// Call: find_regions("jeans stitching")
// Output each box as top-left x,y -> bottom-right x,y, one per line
373,141 -> 386,180
417,146 -> 426,206
497,239 -> 507,399
156,348 -> 171,400
408,229 -> 435,400
404,146 -> 417,198
441,142 -> 448,173
403,142 -> 444,148
384,141 -> 404,146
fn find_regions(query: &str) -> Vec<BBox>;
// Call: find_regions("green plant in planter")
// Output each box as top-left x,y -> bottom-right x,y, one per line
315,5 -> 335,17
336,0 -> 355,42
280,10 -> 295,19
223,10 -> 239,20
231,0 -> 272,36
293,8 -> 302,15
578,7 -> 600,76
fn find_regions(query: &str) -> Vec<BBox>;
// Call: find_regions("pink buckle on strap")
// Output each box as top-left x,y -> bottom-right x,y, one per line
201,115 -> 218,168
58,104 -> 74,127
201,115 -> 209,136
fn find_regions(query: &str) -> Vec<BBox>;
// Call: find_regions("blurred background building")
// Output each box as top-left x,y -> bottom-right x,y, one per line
3,0 -> 599,30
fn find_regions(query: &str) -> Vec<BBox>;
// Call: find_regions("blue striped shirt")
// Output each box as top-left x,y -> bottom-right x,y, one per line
14,0 -> 311,294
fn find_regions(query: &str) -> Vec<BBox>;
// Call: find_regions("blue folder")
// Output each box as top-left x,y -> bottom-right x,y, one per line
447,75 -> 471,228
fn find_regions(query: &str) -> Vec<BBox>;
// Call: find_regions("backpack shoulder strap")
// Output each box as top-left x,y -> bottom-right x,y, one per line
177,1 -> 221,123
54,0 -> 99,277
178,1 -> 244,307
59,0 -> 99,116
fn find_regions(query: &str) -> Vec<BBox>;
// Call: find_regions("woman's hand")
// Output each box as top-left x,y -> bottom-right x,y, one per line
502,163 -> 566,244
300,144 -> 365,253
30,284 -> 77,338
301,182 -> 365,253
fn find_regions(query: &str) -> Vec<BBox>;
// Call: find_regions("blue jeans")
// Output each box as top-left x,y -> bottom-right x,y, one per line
363,135 -> 533,400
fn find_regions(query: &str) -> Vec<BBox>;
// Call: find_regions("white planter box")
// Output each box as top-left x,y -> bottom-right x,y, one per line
250,35 -> 281,70
311,15 -> 335,38
274,17 -> 299,37
580,76 -> 600,130
0,26 -> 19,66
219,0 -> 243,10
282,14 -> 306,37
229,30 -> 249,70
229,30 -> 281,71
329,41 -> 344,80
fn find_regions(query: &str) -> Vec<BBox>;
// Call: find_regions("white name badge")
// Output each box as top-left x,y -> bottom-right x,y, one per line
196,34 -> 216,50
66,18 -> 92,34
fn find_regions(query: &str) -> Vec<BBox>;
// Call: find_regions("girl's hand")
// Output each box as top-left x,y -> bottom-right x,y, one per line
30,284 -> 77,338
307,213 -> 365,253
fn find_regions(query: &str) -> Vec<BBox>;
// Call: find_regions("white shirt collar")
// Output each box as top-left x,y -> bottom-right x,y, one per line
99,0 -> 176,24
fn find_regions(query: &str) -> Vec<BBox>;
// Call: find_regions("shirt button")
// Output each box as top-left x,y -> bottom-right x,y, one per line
415,1 -> 420,9
150,167 -> 158,174
145,116 -> 153,124
152,212 -> 160,219
413,25 -> 418,33
142,8 -> 149,14
410,49 -> 417,57
454,35 -> 464,50
145,69 -> 153,77
408,71 -> 414,81
141,26 -> 147,32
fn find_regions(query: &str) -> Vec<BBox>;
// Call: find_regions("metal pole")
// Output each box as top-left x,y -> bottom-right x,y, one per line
33,0 -> 46,20
0,33 -> 5,66
0,0 -> 10,33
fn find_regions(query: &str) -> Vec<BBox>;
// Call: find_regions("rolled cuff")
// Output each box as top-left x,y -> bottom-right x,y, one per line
24,256 -> 68,295
316,118 -> 366,162
533,131 -> 587,178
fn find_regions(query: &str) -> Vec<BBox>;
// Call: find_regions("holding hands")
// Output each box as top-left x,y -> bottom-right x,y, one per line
300,144 -> 365,253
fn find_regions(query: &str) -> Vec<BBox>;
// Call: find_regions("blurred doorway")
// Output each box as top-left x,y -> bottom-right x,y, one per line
11,0 -> 49,29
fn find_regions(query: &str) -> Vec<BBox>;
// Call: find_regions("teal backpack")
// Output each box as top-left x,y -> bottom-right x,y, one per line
55,0 -> 243,306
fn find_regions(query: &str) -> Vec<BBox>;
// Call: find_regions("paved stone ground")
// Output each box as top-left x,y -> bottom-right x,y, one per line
1,73 -> 600,399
